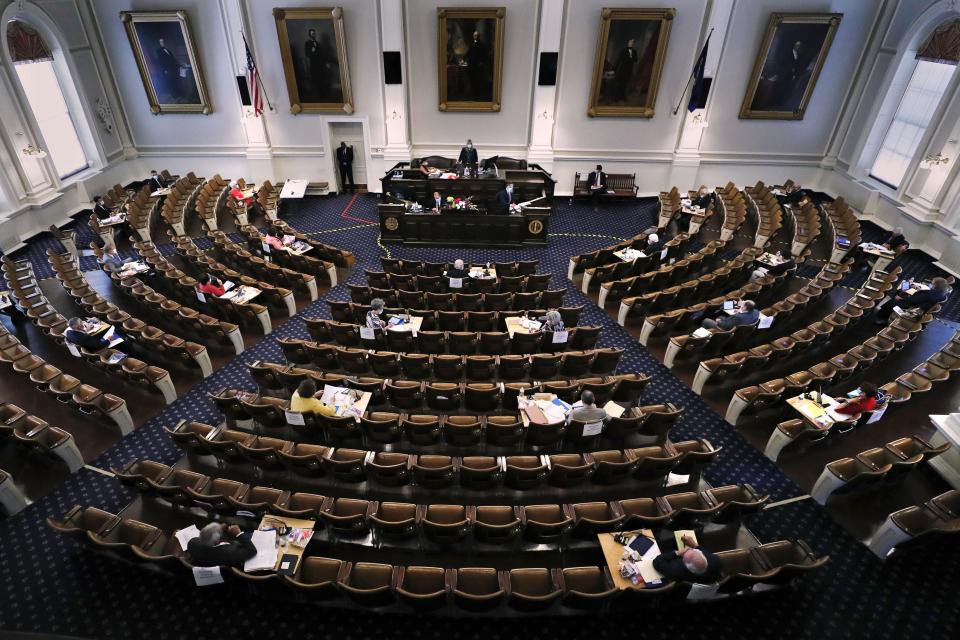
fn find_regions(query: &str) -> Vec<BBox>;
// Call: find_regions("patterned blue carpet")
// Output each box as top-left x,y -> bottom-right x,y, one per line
0,194 -> 958,638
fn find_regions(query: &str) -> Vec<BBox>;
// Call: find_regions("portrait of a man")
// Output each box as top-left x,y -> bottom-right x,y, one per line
588,9 -> 675,117
740,13 -> 843,119
121,11 -> 211,114
437,8 -> 505,112
274,8 -> 353,114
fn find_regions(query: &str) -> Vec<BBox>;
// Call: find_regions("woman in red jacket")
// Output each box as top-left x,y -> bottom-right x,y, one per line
835,382 -> 879,416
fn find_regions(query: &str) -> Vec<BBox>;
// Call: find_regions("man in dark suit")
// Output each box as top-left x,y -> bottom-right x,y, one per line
701,300 -> 759,330
458,139 -> 479,168
65,317 -> 111,351
652,534 -> 722,584
465,31 -> 489,100
148,171 -> 167,191
187,523 -> 256,568
882,227 -> 909,254
155,38 -> 182,101
336,142 -> 354,192
613,39 -> 638,102
492,183 -> 515,215
876,277 -> 949,323
93,196 -> 113,220
587,165 -> 607,211
425,191 -> 444,212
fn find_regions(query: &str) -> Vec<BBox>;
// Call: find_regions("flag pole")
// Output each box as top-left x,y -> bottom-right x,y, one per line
241,30 -> 274,112
673,27 -> 714,116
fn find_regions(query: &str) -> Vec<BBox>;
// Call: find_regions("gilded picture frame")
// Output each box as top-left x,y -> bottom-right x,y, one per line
739,12 -> 843,120
587,8 -> 675,118
119,10 -> 212,115
274,7 -> 353,114
437,7 -> 506,112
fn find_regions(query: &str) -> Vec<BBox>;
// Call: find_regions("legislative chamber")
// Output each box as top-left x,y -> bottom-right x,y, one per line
0,1 -> 957,639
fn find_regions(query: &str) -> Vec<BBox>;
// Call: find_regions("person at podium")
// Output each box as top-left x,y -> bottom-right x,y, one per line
458,139 -> 479,170
425,191 -> 444,213
492,182 -> 516,215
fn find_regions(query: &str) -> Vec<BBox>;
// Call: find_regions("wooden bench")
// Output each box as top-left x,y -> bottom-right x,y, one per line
573,172 -> 638,200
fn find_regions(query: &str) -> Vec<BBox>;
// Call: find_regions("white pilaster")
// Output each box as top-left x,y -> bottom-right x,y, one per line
527,0 -> 565,171
380,0 -> 411,164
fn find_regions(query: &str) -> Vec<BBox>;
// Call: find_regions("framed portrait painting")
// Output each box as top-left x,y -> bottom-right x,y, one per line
739,13 -> 843,120
588,8 -> 675,118
274,7 -> 353,114
120,11 -> 211,114
437,7 -> 505,112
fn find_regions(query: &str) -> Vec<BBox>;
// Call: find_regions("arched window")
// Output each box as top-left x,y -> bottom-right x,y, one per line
868,19 -> 960,189
6,19 -> 88,179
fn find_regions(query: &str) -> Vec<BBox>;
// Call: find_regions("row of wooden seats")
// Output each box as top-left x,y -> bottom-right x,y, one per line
172,234 -> 296,317
3,256 -> 176,406
822,197 -> 861,262
256,180 -> 280,220
0,324 -> 133,434
811,435 -> 950,505
869,489 -> 959,558
725,307 -> 936,426
743,181 -> 783,248
124,184 -> 161,238
218,391 -> 669,453
308,319 -> 601,354
107,253 -> 244,355
278,340 -> 619,379
611,244 -> 759,315
47,504 -> 824,608
360,271 -> 555,296
590,235 -> 708,303
193,174 -> 230,230
567,231 -> 654,280
205,230 -> 318,301
116,458 -> 765,536
329,302 -> 580,334
167,420 -> 719,489
715,182 -> 747,242
583,233 -> 693,294
270,220 -> 356,269
791,201 -> 822,257
380,257 -> 538,278
878,328 -> 960,404
159,173 -> 205,235
656,186 -> 683,229
346,288 -> 565,316
634,271 -> 786,344
133,239 -> 273,334
683,261 -> 882,385
236,225 -> 336,288
0,402 -> 84,473
54,248 -> 212,378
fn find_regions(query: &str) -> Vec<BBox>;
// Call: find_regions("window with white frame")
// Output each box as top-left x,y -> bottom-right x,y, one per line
7,20 -> 88,179
869,59 -> 955,189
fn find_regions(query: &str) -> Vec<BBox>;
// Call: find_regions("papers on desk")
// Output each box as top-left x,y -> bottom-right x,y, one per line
223,280 -> 236,291
106,352 -> 126,365
175,525 -> 201,551
603,401 -> 626,418
674,529 -> 698,549
519,395 -> 570,424
104,326 -> 124,348
758,313 -> 774,329
692,327 -> 712,339
244,530 -> 279,572
319,385 -> 365,420
192,566 -> 224,586
520,317 -> 542,332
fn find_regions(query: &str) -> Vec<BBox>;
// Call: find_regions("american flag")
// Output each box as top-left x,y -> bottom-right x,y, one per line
244,37 -> 263,116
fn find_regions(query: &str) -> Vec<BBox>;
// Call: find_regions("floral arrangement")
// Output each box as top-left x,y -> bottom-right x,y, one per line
447,196 -> 475,210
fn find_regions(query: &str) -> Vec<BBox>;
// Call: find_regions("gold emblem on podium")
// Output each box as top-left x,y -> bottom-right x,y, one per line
385,217 -> 399,231
528,219 -> 544,235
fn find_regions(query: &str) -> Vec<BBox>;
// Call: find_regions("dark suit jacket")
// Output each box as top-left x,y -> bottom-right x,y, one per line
336,146 -> 353,166
187,531 -> 256,568
458,147 -> 479,165
149,176 -> 166,191
65,328 -> 109,351
897,288 -> 948,311
446,267 -> 469,279
693,193 -> 714,209
587,171 -> 607,191
883,233 -> 907,250
652,549 -> 722,584
425,196 -> 444,211
492,189 -> 514,214
94,203 -> 113,219
717,308 -> 760,330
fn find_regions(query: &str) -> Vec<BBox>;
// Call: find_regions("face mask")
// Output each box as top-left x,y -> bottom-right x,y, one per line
467,144 -> 472,149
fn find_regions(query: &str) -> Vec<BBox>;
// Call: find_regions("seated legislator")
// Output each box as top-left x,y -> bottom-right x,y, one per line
458,139 -> 479,169
492,183 -> 516,215
882,227 -> 909,255
98,246 -> 133,273
652,534 -> 722,584
93,196 -> 114,220
692,185 -> 715,209
445,259 -> 470,279
187,523 -> 256,568
65,317 -> 112,351
875,277 -> 949,322
425,191 -> 444,213
537,310 -> 566,332
751,256 -> 795,282
834,382 -> 881,417
568,390 -> 607,425
262,228 -> 287,251
148,170 -> 168,192
290,379 -> 335,417
645,229 -> 662,254
701,300 -> 759,330
198,274 -> 227,297
366,298 -> 391,329
587,164 -> 607,211
420,161 -> 438,176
